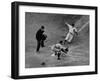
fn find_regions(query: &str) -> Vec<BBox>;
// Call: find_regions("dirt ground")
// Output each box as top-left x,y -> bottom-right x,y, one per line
25,13 -> 89,68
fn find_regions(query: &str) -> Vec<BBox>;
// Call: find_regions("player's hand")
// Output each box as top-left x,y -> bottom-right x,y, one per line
65,22 -> 68,25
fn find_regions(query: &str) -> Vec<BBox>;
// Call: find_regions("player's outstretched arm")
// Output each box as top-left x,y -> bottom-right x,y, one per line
65,22 -> 73,29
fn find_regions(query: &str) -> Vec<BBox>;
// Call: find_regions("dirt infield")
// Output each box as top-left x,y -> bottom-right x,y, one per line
25,13 -> 89,68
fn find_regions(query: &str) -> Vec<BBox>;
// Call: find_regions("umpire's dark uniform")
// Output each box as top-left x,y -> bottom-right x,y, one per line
36,26 -> 45,52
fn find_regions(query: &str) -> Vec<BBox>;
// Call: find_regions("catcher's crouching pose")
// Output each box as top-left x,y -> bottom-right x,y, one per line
50,41 -> 69,60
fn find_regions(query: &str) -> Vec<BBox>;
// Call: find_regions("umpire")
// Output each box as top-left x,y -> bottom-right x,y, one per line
36,26 -> 47,52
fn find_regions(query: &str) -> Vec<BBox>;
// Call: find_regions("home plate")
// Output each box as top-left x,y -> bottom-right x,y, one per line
51,53 -> 55,56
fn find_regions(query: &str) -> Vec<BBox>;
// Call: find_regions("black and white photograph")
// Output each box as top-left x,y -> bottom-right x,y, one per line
11,1 -> 97,79
25,13 -> 90,68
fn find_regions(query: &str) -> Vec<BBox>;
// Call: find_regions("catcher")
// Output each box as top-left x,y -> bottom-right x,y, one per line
50,41 -> 69,60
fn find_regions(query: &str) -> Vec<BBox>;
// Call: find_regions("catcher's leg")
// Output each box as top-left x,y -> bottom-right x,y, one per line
57,52 -> 61,60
